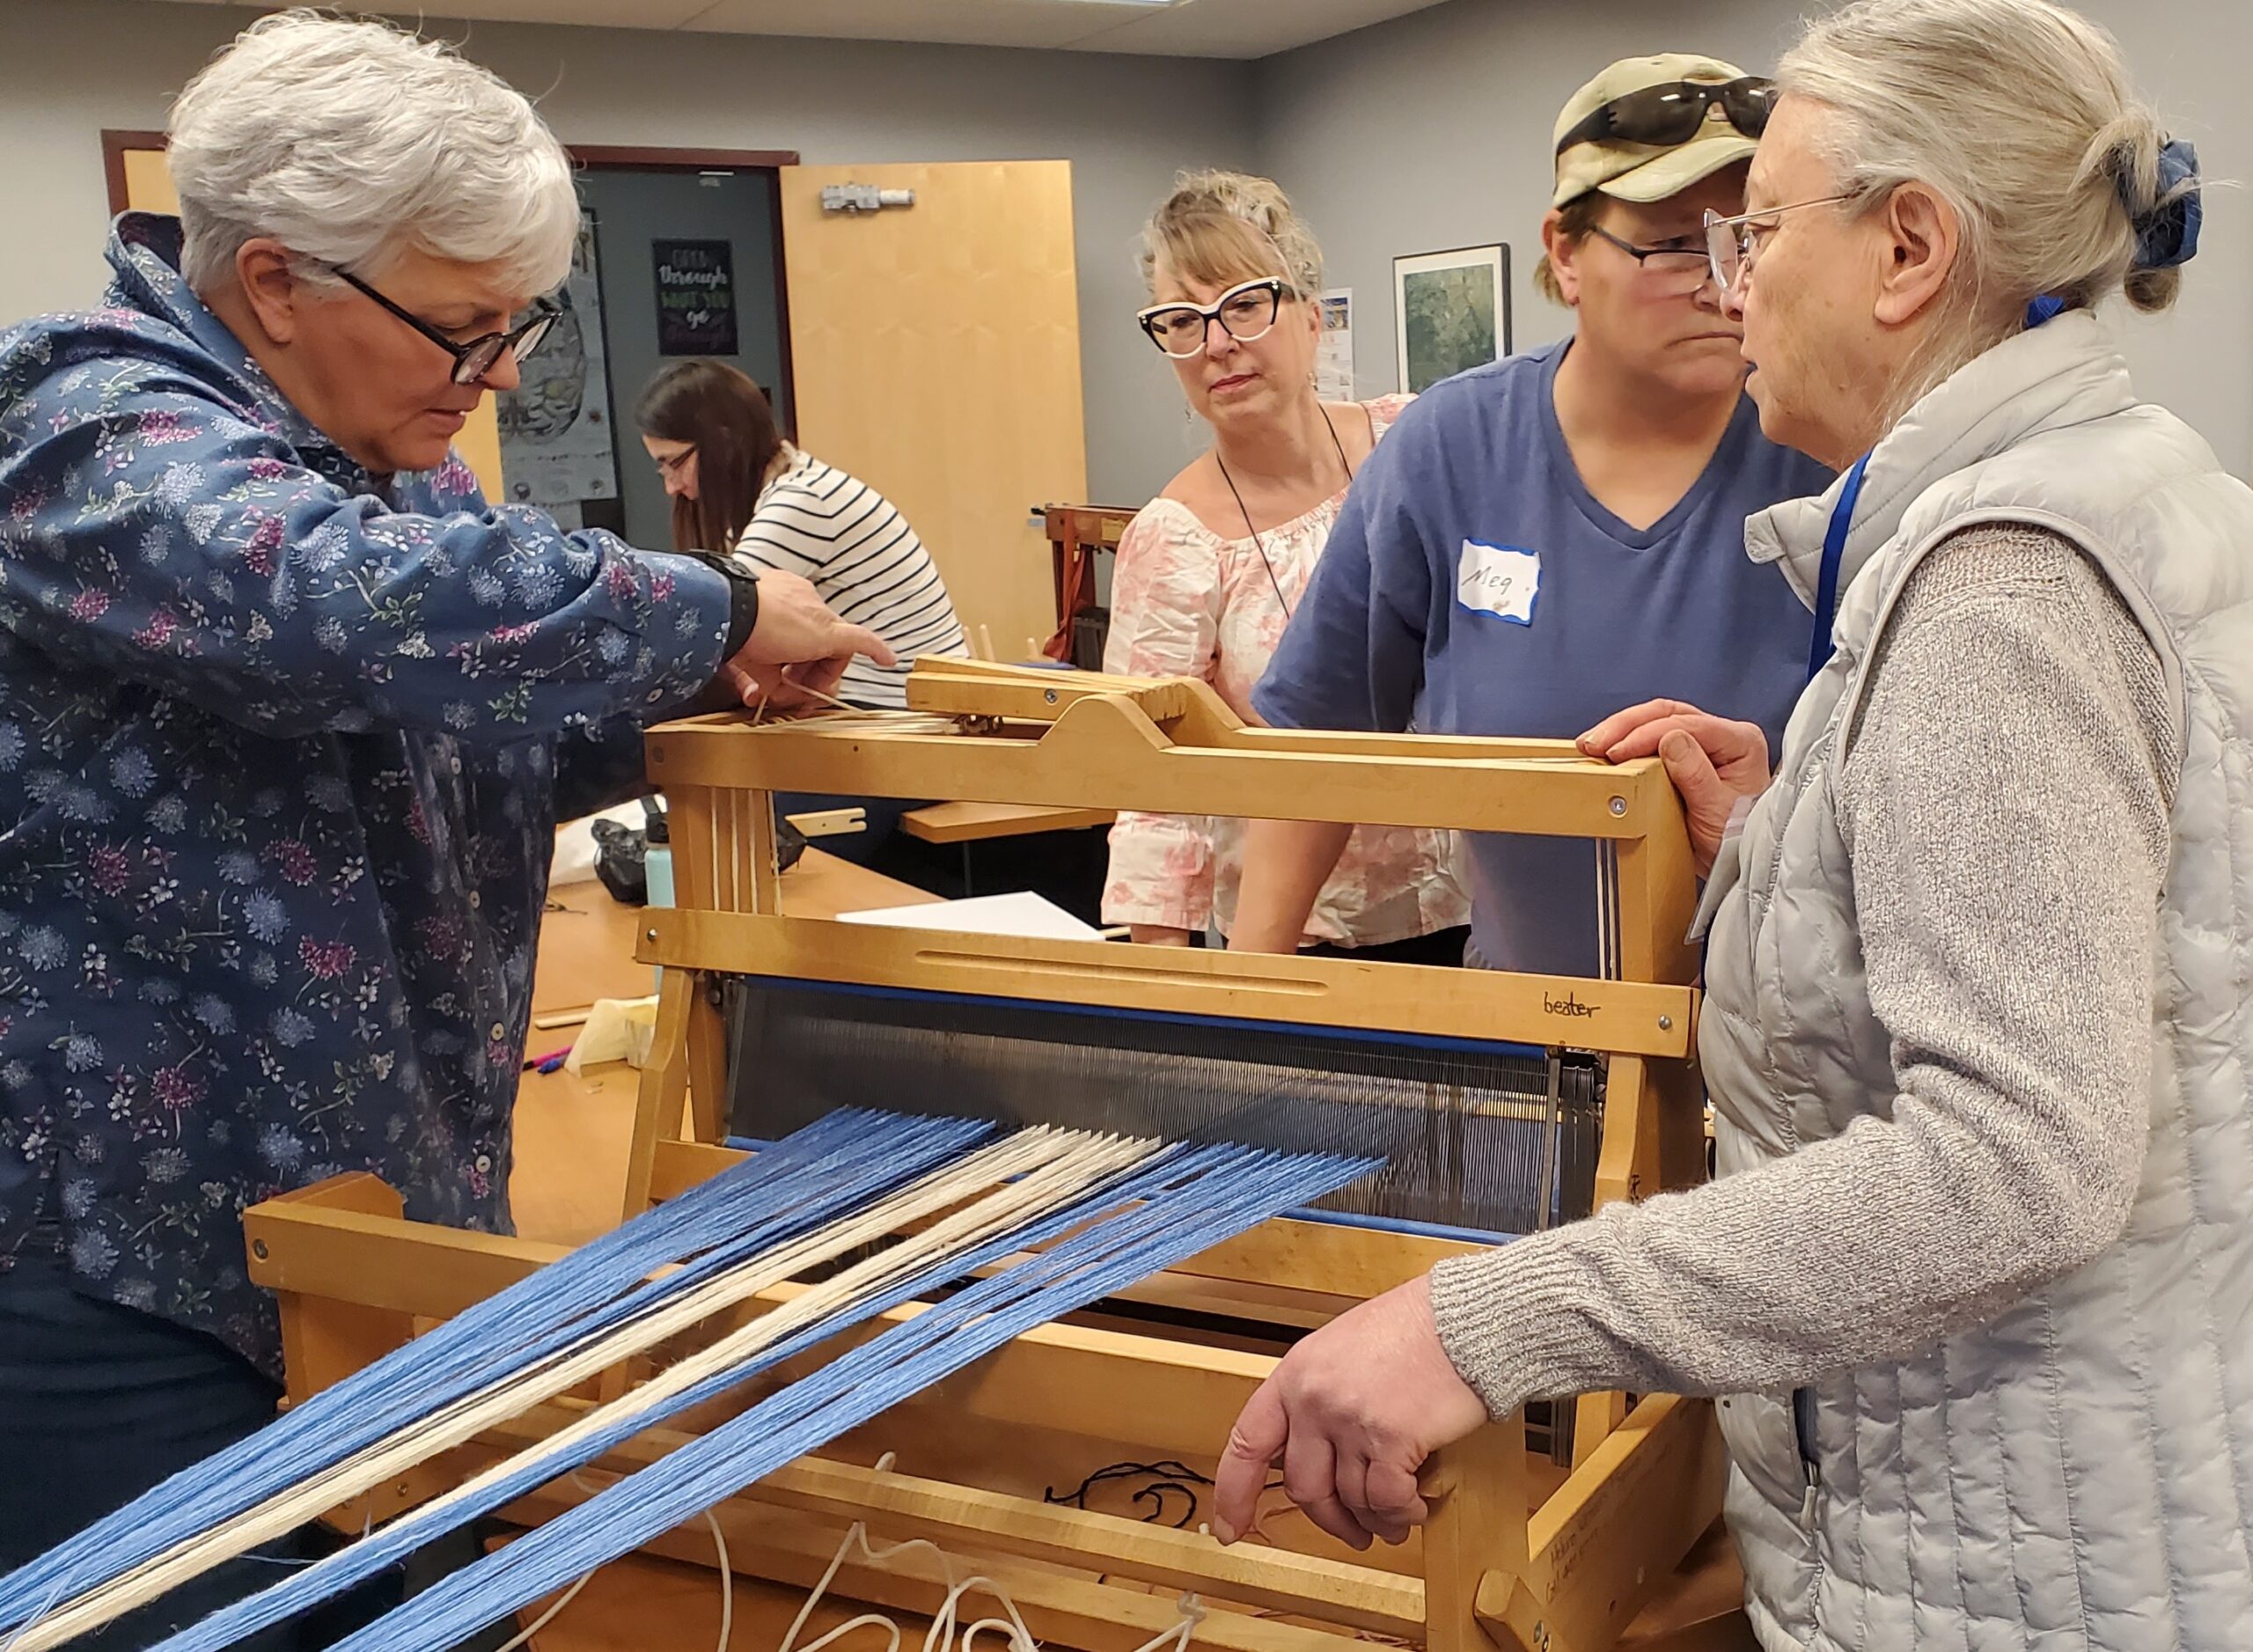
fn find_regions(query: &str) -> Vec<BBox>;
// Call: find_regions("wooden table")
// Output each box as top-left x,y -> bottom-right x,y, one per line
1041,503 -> 1136,667
899,801 -> 1116,844
897,799 -> 1114,908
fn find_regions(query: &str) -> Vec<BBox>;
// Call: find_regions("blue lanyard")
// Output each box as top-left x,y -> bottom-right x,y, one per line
1809,451 -> 1870,680
1806,303 -> 2052,681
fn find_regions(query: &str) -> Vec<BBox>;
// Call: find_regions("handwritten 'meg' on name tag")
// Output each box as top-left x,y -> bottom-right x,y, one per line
1457,540 -> 1541,626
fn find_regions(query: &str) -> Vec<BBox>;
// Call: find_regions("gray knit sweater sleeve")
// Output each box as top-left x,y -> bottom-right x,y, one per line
1429,524 -> 2177,1414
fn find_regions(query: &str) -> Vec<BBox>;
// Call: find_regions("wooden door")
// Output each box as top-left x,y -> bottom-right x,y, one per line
777,161 -> 1087,658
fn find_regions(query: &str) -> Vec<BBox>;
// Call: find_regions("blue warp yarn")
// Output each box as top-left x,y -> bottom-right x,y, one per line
0,1109 -> 991,1637
129,1127 -> 1370,1652
315,1137 -> 1371,1652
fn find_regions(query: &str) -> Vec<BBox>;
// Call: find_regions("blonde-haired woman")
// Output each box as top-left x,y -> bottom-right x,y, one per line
1212,4 -> 2252,1648
1103,172 -> 1470,959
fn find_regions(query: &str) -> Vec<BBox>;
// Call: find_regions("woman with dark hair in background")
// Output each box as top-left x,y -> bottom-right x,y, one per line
636,360 -> 967,711
638,361 -> 968,872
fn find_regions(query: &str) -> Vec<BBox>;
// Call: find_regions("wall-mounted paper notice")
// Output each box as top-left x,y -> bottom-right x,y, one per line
1316,287 -> 1354,400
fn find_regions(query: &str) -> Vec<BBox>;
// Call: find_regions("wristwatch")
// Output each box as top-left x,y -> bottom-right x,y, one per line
716,554 -> 761,656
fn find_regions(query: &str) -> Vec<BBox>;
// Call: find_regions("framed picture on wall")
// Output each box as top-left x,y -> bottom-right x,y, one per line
1392,244 -> 1510,393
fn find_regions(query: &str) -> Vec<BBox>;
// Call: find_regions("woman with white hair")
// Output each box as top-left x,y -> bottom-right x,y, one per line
0,11 -> 885,1634
1206,4 -> 2252,1647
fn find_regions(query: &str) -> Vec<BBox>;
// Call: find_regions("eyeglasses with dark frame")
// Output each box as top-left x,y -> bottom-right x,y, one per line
1135,277 -> 1295,359
330,267 -> 561,386
1583,224 -> 1714,289
652,444 -> 699,480
1701,193 -> 1861,294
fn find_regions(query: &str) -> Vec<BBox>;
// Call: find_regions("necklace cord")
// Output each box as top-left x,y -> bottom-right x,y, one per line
1214,403 -> 1355,621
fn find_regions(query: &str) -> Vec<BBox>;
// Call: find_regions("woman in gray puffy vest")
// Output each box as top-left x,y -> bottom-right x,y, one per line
1205,3 -> 2252,1648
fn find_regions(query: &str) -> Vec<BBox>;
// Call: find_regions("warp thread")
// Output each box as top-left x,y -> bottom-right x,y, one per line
312,1141 -> 1365,1652
0,1112 -> 987,1643
4,1114 -> 1368,1652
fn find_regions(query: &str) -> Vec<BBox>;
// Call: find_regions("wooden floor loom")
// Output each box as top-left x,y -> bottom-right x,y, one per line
245,661 -> 1727,1652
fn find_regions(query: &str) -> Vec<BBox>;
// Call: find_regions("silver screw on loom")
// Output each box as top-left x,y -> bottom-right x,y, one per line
252,1239 -> 268,1259
1609,796 -> 1627,816
1044,688 -> 1059,704
1658,1016 -> 1674,1032
646,928 -> 659,942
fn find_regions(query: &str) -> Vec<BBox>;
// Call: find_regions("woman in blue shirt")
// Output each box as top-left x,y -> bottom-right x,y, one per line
1232,53 -> 1831,976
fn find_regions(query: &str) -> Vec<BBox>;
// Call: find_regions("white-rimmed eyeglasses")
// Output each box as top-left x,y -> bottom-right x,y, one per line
1135,277 -> 1295,359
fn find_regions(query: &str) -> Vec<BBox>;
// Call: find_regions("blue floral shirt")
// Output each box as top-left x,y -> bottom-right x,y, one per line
0,216 -> 735,1377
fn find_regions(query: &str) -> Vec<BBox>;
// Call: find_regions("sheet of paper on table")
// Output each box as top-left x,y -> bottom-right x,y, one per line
835,890 -> 1102,943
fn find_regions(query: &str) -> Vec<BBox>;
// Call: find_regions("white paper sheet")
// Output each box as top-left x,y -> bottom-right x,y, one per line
836,891 -> 1103,943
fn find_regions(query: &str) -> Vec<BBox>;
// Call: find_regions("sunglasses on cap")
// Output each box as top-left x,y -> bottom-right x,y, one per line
1554,76 -> 1776,158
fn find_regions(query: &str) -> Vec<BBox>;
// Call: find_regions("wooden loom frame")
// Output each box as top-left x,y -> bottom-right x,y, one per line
245,662 -> 1725,1652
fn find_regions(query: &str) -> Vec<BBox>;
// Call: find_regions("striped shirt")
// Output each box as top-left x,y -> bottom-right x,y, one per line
728,446 -> 968,709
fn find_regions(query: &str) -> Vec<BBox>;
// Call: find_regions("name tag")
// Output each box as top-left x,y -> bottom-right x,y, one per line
1457,540 -> 1541,625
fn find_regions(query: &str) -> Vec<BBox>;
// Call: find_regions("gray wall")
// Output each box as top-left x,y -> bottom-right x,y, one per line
8,0 -> 2246,492
576,167 -> 787,549
0,0 -> 1259,506
1251,0 -> 2253,475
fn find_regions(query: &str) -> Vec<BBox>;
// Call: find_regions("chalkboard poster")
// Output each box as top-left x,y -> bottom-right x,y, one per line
653,239 -> 738,356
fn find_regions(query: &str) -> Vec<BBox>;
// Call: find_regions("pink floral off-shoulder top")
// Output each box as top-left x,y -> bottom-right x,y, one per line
1100,395 -> 1471,946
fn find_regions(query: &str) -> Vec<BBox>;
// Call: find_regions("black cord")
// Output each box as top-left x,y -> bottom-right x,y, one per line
1044,1460 -> 1213,1530
1042,1459 -> 1295,1531
1214,403 -> 1356,623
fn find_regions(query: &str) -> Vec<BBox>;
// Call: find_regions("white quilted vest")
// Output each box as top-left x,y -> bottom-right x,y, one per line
1699,310 -> 2253,1651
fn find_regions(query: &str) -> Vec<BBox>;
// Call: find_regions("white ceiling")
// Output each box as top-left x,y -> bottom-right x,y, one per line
153,0 -> 1456,59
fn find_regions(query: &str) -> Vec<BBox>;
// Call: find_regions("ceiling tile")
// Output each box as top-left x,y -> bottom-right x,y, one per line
182,0 -> 1457,59
1063,0 -> 1449,55
679,0 -> 1164,51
